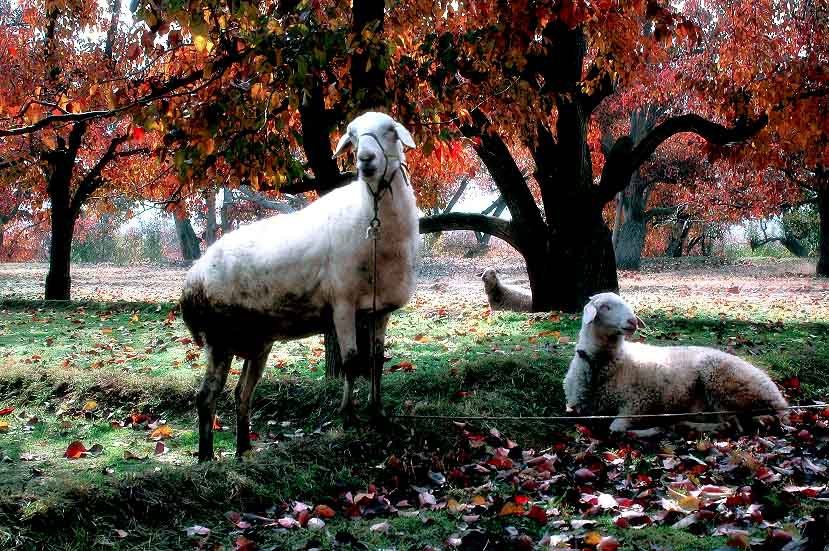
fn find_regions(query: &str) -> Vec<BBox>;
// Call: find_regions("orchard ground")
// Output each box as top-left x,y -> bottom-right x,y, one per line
0,247 -> 828,551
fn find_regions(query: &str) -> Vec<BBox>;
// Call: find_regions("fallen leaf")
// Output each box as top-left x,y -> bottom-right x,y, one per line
64,441 -> 88,459
0,420 -> 8,432
0,407 -> 15,416
149,425 -> 173,440
314,504 -> 336,518
82,400 -> 98,411
499,501 -> 525,516
234,535 -> 257,551
184,525 -> 211,537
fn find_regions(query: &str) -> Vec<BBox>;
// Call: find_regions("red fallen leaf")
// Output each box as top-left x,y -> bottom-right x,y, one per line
296,510 -> 310,526
782,376 -> 801,389
212,415 -> 222,430
597,536 -> 620,551
527,505 -> 547,523
229,368 -> 242,375
130,413 -> 150,425
797,429 -> 813,442
487,456 -> 513,469
234,535 -> 257,551
0,407 -> 14,416
514,495 -> 530,505
314,504 -> 336,518
64,441 -> 88,459
249,432 -> 259,441
131,127 -> 145,140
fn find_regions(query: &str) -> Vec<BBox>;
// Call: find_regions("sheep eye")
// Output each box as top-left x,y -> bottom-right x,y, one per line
599,304 -> 611,312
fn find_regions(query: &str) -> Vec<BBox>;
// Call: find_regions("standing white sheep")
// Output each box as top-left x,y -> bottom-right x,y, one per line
180,112 -> 420,461
479,267 -> 533,312
563,292 -> 788,434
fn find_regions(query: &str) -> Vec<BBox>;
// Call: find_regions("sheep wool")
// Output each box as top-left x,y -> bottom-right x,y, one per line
480,267 -> 533,312
181,112 -> 420,461
563,292 -> 788,434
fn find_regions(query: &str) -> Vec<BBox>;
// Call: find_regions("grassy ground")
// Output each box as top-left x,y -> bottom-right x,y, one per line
0,259 -> 828,551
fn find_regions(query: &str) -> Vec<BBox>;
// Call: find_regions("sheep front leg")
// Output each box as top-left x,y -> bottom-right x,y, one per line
333,305 -> 359,426
197,345 -> 233,462
367,313 -> 390,421
234,344 -> 273,458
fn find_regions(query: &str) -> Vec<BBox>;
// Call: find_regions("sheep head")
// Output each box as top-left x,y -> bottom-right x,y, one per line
479,267 -> 499,291
333,112 -> 416,193
581,292 -> 645,339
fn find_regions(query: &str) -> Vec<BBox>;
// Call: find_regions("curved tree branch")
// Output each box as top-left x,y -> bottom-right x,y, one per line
597,113 -> 768,204
459,108 -> 545,235
419,212 -> 519,250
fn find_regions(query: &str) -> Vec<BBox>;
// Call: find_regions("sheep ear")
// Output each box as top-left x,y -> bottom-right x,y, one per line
636,315 -> 647,329
332,133 -> 352,158
583,303 -> 598,325
476,270 -> 484,278
394,122 -> 416,149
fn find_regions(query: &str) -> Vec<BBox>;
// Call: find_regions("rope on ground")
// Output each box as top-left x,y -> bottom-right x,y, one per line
388,403 -> 828,422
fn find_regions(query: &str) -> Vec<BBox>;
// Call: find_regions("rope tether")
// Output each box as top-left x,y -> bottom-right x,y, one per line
388,404 -> 827,423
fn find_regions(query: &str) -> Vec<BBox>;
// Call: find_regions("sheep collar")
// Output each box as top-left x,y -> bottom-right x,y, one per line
576,349 -> 611,371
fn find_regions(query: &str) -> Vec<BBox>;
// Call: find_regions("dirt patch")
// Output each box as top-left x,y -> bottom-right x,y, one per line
1,255 -> 826,320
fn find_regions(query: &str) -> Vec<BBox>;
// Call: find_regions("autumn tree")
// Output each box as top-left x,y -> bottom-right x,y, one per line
397,0 -> 826,309
0,0 -> 177,298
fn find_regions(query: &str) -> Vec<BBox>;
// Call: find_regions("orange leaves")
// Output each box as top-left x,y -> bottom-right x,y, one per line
149,425 -> 173,440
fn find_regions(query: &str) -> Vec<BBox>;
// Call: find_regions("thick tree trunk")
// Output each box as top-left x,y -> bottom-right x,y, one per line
540,202 -> 618,311
45,205 -> 75,300
175,216 -> 201,261
817,186 -> 829,277
614,215 -> 647,270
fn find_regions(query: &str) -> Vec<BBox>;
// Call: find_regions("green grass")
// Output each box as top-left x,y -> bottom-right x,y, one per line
1,297 -> 828,550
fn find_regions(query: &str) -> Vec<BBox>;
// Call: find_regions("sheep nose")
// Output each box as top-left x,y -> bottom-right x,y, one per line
625,317 -> 638,329
358,151 -> 376,162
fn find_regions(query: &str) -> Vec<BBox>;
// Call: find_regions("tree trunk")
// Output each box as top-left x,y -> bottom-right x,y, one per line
817,186 -> 829,277
614,214 -> 647,270
205,188 -> 218,245
175,216 -> 201,261
540,201 -> 618,311
45,205 -> 75,300
220,188 -> 234,233
664,219 -> 690,257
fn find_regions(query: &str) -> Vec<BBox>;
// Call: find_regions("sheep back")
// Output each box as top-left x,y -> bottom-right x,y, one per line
565,342 -> 787,418
180,180 -> 418,354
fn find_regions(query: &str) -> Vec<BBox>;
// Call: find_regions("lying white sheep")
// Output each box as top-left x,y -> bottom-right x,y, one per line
479,267 -> 533,312
563,292 -> 788,435
181,112 -> 420,461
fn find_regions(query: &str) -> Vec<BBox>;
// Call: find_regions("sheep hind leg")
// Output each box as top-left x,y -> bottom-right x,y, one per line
367,314 -> 391,424
197,345 -> 232,462
234,344 -> 272,458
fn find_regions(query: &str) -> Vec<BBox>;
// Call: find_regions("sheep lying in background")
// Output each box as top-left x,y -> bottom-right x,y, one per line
563,292 -> 788,435
181,112 -> 420,461
479,267 -> 533,312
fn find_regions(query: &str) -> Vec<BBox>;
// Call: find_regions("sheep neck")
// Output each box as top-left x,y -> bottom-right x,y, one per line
577,325 -> 625,358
